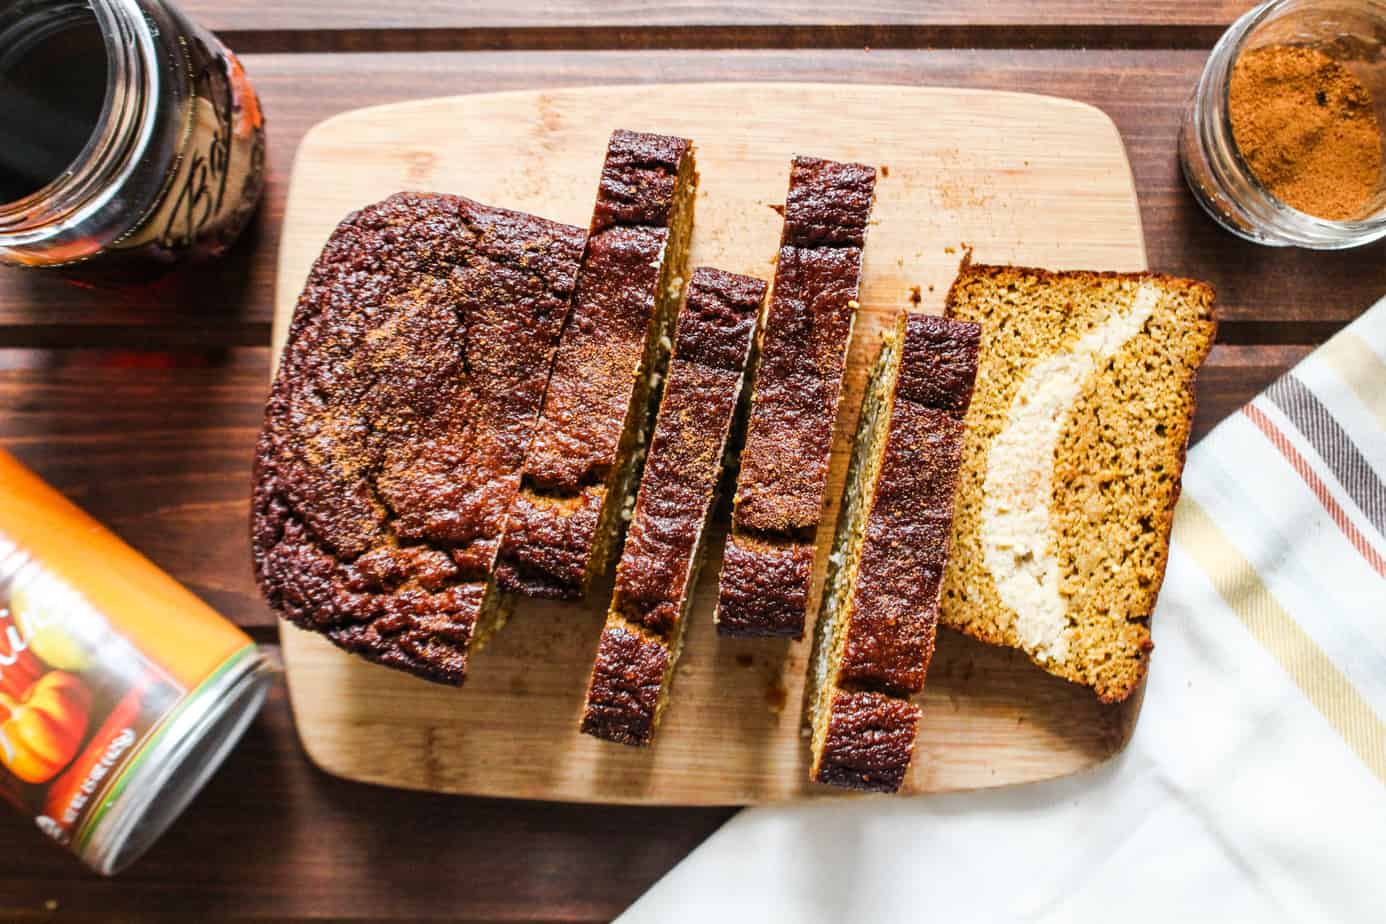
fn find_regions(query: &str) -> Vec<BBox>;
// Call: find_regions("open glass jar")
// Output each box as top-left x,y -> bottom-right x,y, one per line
0,0 -> 265,270
1179,0 -> 1386,249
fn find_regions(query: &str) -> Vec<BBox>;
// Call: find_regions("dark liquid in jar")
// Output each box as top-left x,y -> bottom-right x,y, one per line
0,6 -> 107,204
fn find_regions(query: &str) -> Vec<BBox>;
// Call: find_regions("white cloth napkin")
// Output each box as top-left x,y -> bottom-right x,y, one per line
620,298 -> 1386,923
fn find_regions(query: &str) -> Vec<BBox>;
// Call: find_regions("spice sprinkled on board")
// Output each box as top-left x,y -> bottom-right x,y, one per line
1229,45 -> 1383,220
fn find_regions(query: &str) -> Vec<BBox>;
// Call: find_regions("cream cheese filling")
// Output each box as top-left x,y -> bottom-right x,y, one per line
979,282 -> 1161,664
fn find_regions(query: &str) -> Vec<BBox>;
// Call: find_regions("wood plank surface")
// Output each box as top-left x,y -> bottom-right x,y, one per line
184,0 -> 1256,32
0,49 -> 1381,344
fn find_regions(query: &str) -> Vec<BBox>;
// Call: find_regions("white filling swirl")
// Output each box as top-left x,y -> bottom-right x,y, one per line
980,282 -> 1160,663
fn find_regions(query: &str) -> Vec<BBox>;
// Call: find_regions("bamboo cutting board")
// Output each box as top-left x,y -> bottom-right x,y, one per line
275,84 -> 1147,804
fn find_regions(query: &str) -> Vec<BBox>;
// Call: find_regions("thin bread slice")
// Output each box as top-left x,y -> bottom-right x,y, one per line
807,312 -> 979,792
496,130 -> 697,601
582,267 -> 766,745
253,192 -> 586,684
716,156 -> 877,639
941,263 -> 1216,702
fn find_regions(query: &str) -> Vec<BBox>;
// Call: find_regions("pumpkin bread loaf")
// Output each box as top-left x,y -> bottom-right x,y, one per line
941,264 -> 1216,702
716,156 -> 876,639
252,192 -> 586,684
807,312 -> 979,792
582,267 -> 766,746
496,129 -> 697,601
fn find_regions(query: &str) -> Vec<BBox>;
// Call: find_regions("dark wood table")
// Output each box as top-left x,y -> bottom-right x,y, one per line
1,2 -> 1382,920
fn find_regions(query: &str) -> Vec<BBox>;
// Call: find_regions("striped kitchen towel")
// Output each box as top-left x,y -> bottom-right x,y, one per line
620,299 -> 1386,923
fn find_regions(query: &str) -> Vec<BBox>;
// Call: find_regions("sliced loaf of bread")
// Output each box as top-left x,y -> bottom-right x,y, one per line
496,130 -> 697,601
807,311 -> 979,792
716,155 -> 877,639
582,267 -> 765,745
942,264 -> 1216,702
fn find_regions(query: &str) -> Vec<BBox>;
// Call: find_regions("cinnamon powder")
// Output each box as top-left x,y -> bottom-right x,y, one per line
1229,45 -> 1383,220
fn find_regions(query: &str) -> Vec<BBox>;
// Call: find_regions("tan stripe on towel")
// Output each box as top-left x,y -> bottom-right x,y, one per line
1174,496 -> 1386,788
1319,332 -> 1386,433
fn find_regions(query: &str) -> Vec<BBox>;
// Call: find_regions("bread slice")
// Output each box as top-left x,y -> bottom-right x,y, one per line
582,267 -> 766,745
807,312 -> 979,792
253,192 -> 586,684
716,156 -> 877,639
496,130 -> 697,601
942,264 -> 1217,702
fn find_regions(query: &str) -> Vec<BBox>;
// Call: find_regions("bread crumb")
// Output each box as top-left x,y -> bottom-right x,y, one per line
880,165 -> 890,178
908,285 -> 922,306
944,246 -> 956,255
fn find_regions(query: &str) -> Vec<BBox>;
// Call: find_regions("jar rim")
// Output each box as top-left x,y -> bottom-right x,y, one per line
0,0 -> 159,249
1205,0 -> 1386,243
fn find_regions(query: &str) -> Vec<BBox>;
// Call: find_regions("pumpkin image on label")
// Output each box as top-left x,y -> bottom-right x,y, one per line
11,584 -> 93,673
0,671 -> 92,784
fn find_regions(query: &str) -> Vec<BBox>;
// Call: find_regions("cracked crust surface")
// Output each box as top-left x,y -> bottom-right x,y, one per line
717,155 -> 876,639
252,192 -> 584,684
583,267 -> 765,745
815,688 -> 920,793
496,129 -> 695,601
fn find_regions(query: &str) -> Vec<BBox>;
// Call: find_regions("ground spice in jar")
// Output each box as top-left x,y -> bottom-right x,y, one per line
1229,44 -> 1383,220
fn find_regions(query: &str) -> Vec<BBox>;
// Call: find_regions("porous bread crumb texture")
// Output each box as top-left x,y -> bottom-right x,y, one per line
942,264 -> 1216,703
495,130 -> 696,601
252,192 -> 585,685
582,268 -> 765,746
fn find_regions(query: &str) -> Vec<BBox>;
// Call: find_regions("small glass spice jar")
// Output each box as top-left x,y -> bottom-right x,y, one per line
0,0 -> 266,270
1179,0 -> 1386,249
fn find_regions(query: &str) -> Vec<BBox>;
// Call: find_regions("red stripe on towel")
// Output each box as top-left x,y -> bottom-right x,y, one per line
1242,404 -> 1386,579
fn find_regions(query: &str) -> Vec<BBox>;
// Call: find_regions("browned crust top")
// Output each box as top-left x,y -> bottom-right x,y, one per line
614,268 -> 764,635
496,130 -> 694,599
813,688 -> 920,793
733,245 -> 864,534
720,156 -> 876,640
592,129 -> 693,233
581,623 -> 671,746
252,192 -> 585,683
673,266 -> 766,371
715,532 -> 815,637
782,156 -> 877,249
840,315 -> 978,696
520,224 -> 666,493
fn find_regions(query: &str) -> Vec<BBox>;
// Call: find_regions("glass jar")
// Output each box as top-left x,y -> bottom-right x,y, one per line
1179,0 -> 1386,249
0,0 -> 266,270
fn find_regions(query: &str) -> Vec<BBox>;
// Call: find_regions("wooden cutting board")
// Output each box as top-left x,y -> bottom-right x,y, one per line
275,83 -> 1147,804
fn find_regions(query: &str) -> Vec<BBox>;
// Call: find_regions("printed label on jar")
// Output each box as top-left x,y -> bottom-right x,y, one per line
114,38 -> 266,260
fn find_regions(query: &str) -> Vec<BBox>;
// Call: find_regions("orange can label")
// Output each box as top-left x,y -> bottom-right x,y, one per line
0,450 -> 252,853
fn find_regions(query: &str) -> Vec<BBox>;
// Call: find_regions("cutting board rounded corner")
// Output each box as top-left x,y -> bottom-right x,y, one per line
276,82 -> 1149,806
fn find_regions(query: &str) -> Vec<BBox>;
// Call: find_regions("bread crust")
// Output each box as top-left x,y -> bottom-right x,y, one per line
252,192 -> 585,684
496,130 -> 695,600
815,688 -> 920,793
942,263 -> 1216,702
583,268 -> 765,745
811,313 -> 979,791
717,155 -> 876,639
